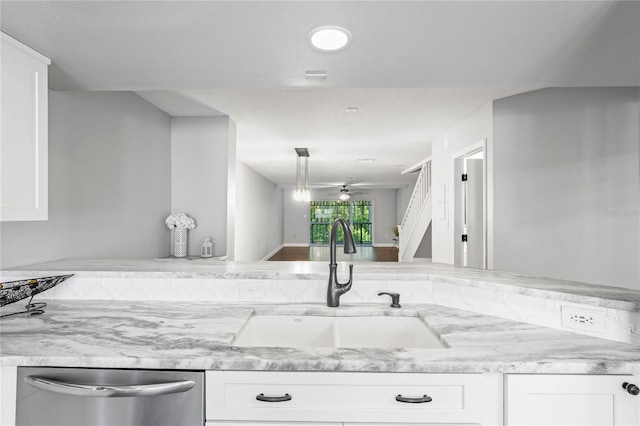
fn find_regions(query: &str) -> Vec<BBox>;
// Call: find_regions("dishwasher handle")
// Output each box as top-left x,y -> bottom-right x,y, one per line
25,375 -> 196,398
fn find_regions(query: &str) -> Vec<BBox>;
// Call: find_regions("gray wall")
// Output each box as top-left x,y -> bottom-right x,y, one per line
171,116 -> 232,257
493,87 -> 640,289
0,91 -> 172,268
226,120 -> 237,260
430,103 -> 493,265
235,161 -> 284,260
283,187 -> 399,246
283,187 -> 311,246
414,222 -> 432,259
370,188 -> 399,245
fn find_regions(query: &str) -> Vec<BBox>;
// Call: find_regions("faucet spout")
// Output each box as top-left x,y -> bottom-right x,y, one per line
327,218 -> 357,307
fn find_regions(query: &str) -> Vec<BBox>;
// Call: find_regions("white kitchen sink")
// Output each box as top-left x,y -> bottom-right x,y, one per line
232,315 -> 446,349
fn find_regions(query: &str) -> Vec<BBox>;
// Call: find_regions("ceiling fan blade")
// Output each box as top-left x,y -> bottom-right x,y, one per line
307,183 -> 338,189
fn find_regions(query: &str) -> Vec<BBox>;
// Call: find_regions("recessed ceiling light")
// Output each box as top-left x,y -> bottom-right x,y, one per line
356,158 -> 376,164
308,26 -> 351,52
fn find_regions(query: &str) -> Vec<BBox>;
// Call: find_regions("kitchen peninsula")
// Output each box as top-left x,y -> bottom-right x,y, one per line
1,259 -> 639,425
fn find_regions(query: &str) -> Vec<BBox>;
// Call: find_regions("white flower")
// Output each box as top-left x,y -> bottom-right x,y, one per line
165,213 -> 196,230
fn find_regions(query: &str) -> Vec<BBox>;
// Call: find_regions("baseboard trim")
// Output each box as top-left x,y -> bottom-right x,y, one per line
261,244 -> 285,261
283,243 -> 310,247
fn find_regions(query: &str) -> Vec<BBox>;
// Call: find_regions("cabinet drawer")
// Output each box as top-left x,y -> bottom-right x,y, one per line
206,371 -> 492,424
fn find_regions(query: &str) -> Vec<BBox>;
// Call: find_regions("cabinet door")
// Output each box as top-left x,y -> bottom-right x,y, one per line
206,423 -> 340,426
346,424 -> 476,426
1,33 -> 50,221
507,374 -> 640,426
0,366 -> 17,426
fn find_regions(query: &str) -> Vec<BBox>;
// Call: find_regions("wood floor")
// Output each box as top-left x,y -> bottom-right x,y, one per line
267,246 -> 398,262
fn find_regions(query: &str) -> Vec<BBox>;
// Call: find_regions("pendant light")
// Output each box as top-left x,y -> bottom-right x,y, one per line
293,148 -> 311,202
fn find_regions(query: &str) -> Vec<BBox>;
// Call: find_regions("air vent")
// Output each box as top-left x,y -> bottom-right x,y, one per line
305,70 -> 327,82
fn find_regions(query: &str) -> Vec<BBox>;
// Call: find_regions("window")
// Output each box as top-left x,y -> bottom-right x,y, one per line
310,201 -> 373,245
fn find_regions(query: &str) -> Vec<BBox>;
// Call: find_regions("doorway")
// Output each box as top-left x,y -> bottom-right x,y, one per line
453,141 -> 487,268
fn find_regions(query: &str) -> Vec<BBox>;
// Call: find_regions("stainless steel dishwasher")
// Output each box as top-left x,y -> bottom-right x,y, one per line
16,367 -> 204,426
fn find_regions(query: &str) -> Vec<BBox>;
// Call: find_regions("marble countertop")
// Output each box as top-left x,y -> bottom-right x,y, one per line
3,259 -> 640,312
1,300 -> 638,374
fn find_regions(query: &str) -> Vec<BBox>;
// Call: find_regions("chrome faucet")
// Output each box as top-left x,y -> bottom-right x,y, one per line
327,218 -> 357,307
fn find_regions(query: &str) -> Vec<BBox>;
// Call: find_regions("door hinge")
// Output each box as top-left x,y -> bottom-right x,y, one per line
461,234 -> 468,242
461,174 -> 468,181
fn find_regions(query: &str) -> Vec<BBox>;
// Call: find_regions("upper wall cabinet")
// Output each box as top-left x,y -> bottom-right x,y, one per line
1,33 -> 51,221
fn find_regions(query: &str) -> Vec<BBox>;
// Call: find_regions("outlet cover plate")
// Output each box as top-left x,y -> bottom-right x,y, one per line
560,305 -> 605,334
238,282 -> 266,300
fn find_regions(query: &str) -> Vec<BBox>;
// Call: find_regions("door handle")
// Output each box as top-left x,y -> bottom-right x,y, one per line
25,375 -> 195,397
395,394 -> 433,403
256,393 -> 292,402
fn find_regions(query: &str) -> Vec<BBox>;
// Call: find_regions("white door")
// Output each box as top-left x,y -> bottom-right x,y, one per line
454,147 -> 485,268
507,374 -> 640,426
465,158 -> 484,268
453,157 -> 464,266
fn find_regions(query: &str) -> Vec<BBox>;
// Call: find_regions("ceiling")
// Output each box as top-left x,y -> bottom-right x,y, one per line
1,1 -> 638,188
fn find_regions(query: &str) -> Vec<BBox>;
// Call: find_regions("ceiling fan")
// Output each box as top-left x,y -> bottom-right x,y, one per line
327,185 -> 367,200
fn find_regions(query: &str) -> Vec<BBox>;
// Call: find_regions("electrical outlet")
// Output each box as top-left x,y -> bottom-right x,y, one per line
238,282 -> 265,300
561,305 -> 605,333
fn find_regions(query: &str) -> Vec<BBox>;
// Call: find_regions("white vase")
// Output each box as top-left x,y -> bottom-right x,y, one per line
173,228 -> 188,257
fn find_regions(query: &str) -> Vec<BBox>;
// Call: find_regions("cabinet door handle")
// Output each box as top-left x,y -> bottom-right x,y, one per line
623,382 -> 640,396
395,394 -> 433,403
256,393 -> 292,402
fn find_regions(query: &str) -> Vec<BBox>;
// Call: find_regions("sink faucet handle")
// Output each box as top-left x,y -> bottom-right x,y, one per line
378,292 -> 401,308
337,264 -> 354,287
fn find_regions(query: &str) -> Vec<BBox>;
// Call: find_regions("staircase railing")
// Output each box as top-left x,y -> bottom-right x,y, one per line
398,159 -> 431,260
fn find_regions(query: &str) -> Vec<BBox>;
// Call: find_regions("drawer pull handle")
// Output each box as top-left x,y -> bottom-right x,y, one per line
256,393 -> 292,402
396,394 -> 433,404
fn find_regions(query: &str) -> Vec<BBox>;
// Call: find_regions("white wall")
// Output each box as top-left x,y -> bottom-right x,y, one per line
395,184 -> 415,225
493,87 -> 640,289
0,91 -> 172,268
226,119 -> 237,260
431,102 -> 494,265
235,161 -> 284,261
283,187 -> 399,246
171,116 -> 234,257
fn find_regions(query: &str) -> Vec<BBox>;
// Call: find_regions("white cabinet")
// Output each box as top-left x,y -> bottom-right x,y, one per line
0,366 -> 17,426
5,368 -> 640,425
206,423 -> 338,426
206,371 -> 502,425
1,33 -> 51,221
506,374 -> 640,426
